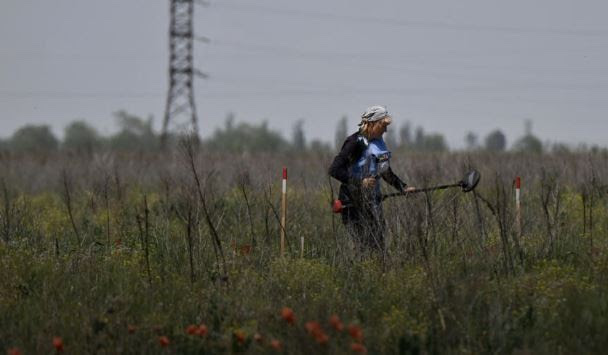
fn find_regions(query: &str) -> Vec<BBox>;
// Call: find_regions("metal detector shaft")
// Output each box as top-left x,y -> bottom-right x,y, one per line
381,170 -> 480,202
332,170 -> 480,213
382,183 -> 460,201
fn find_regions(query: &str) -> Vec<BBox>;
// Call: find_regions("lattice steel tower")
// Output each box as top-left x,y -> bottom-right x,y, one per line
162,0 -> 200,143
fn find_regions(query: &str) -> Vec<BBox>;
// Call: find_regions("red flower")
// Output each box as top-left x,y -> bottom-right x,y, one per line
52,337 -> 64,352
270,339 -> 283,351
305,321 -> 322,337
329,314 -> 344,332
253,333 -> 264,344
315,332 -> 330,345
347,324 -> 364,342
158,336 -> 170,347
239,244 -> 252,255
350,342 -> 368,353
234,330 -> 246,345
197,324 -> 208,337
281,307 -> 295,325
186,324 -> 198,335
305,321 -> 329,344
7,347 -> 22,355
127,325 -> 137,334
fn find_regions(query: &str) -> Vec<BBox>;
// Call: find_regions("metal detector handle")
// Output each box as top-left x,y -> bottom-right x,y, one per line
382,183 -> 461,201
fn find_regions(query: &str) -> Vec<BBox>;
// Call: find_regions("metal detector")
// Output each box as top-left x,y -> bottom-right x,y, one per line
332,170 -> 481,213
382,169 -> 481,200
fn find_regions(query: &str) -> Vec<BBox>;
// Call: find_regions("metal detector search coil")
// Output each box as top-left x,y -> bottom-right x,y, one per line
460,169 -> 481,192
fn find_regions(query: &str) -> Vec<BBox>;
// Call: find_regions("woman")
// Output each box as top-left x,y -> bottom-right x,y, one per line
329,105 -> 414,251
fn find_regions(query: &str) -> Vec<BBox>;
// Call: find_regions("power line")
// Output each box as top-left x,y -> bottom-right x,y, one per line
0,91 -> 164,99
216,2 -> 608,37
2,81 -> 607,100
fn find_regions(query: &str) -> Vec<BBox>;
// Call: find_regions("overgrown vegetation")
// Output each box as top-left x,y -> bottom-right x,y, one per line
1,146 -> 608,354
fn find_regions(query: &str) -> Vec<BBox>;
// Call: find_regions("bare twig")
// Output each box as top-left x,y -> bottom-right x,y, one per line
61,170 -> 81,245
182,138 -> 227,281
103,175 -> 111,251
238,174 -> 256,247
263,184 -> 291,254
135,195 -> 152,285
1,178 -> 11,243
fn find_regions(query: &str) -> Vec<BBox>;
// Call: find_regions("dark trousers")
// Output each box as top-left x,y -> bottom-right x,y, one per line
340,187 -> 386,252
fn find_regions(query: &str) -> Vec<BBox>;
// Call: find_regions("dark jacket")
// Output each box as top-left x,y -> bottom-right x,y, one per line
328,132 -> 406,205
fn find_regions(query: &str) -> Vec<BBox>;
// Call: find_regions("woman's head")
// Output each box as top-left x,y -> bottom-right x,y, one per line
360,116 -> 392,139
359,105 -> 392,139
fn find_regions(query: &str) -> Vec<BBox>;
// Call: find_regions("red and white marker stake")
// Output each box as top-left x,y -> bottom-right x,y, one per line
515,176 -> 522,237
280,167 -> 287,257
515,176 -> 521,205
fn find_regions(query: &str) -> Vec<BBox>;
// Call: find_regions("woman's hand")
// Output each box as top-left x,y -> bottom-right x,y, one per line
362,177 -> 376,189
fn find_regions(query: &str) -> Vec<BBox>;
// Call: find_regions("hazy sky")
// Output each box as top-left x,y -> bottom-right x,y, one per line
1,0 -> 607,148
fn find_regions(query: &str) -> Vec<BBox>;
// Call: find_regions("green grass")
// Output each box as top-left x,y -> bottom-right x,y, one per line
1,151 -> 608,354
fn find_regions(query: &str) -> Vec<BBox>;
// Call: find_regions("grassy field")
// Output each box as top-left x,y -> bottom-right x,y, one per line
1,148 -> 608,354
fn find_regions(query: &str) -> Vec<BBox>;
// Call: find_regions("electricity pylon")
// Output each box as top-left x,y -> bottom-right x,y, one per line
162,0 -> 206,145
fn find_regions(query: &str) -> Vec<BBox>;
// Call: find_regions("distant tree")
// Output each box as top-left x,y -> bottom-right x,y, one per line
418,133 -> 448,152
464,131 -> 479,150
399,122 -> 412,148
10,124 -> 59,154
402,125 -> 448,152
414,126 -> 425,148
115,110 -> 155,136
513,120 -> 542,153
309,139 -> 332,153
63,120 -> 101,154
291,119 -> 306,151
110,111 -> 158,151
513,135 -> 543,153
524,119 -> 532,135
551,142 -> 571,154
575,143 -> 590,153
334,116 -> 348,150
225,112 -> 235,131
484,129 -> 507,152
204,116 -> 288,153
384,128 -> 398,150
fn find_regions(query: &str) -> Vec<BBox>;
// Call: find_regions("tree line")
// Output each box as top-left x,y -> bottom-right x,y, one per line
0,112 -> 602,155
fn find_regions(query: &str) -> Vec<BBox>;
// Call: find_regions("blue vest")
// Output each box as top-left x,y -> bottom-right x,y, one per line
350,136 -> 391,194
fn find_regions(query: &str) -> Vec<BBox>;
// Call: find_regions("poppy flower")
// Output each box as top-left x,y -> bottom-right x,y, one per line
347,324 -> 364,342
158,336 -> 170,347
239,244 -> 252,255
197,324 -> 208,336
329,314 -> 344,332
350,342 -> 368,353
270,339 -> 282,351
52,337 -> 64,352
7,347 -> 22,355
234,330 -> 246,345
127,325 -> 137,334
186,324 -> 198,335
305,321 -> 322,337
315,332 -> 330,345
281,307 -> 295,325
